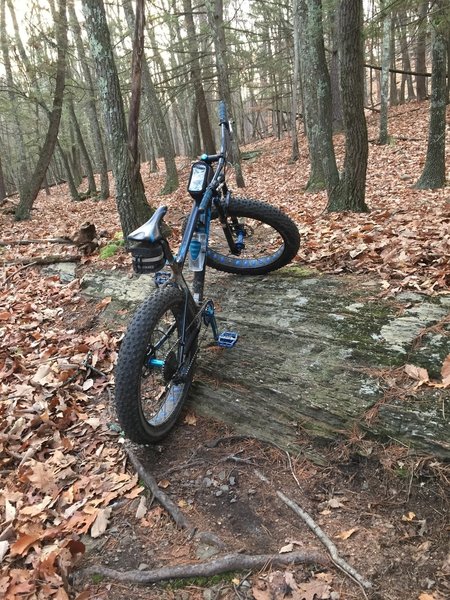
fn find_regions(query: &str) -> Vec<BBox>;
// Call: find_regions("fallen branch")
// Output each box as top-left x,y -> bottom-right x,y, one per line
82,550 -> 329,584
277,491 -> 372,592
0,237 -> 76,247
1,254 -> 81,267
125,445 -> 190,529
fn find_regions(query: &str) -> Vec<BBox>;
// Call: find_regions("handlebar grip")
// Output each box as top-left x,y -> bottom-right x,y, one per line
218,101 -> 228,124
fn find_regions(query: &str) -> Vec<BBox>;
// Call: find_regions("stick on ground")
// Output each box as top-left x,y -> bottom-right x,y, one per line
82,550 -> 329,584
277,490 -> 372,591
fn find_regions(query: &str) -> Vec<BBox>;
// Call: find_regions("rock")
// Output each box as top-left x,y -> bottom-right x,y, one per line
81,268 -> 450,459
138,563 -> 149,571
196,544 -> 220,560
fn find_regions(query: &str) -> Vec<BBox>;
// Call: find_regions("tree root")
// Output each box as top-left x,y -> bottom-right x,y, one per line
125,445 -> 190,529
277,491 -> 373,592
82,551 -> 329,585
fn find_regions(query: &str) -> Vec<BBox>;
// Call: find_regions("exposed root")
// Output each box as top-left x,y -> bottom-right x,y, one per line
82,551 -> 329,585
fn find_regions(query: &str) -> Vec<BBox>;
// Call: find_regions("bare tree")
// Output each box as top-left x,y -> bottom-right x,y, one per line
15,0 -> 68,220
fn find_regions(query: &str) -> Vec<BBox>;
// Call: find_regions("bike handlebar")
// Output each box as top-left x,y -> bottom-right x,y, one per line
218,100 -> 228,125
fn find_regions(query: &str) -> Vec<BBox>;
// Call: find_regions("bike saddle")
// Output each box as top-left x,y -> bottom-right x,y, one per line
128,206 -> 168,243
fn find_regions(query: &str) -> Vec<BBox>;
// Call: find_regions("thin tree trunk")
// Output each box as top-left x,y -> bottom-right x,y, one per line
67,97 -> 97,195
68,0 -> 110,199
123,0 -> 178,194
330,7 -> 343,131
206,0 -> 245,187
397,10 -> 416,102
15,0 -> 68,220
183,0 -> 216,155
56,139 -> 81,201
0,155 -> 6,201
378,0 -> 390,144
415,1 -> 447,189
0,0 -> 30,200
416,1 -> 428,100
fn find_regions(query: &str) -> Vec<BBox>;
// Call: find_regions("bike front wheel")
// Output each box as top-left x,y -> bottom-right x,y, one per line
207,197 -> 300,275
114,287 -> 198,444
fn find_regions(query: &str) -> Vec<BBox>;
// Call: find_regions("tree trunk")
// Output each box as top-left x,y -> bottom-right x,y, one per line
0,0 -> 30,201
15,0 -> 67,221
389,16 -> 398,106
416,1 -> 428,100
415,1 -> 447,189
56,140 -> 81,202
68,0 -> 110,199
296,0 -> 325,191
67,97 -> 97,195
0,155 -> 6,201
397,9 -> 416,102
183,0 -> 216,155
291,8 -> 301,162
330,7 -> 343,132
206,0 -> 245,188
81,0 -> 152,237
298,0 -> 339,199
378,0 -> 390,144
327,0 -> 369,212
123,0 -> 178,194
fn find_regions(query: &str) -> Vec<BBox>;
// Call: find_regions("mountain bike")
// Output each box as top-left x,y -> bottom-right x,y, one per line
114,101 -> 300,444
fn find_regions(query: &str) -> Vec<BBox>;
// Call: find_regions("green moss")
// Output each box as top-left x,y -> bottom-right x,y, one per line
164,572 -> 238,590
100,232 -> 124,259
90,573 -> 104,584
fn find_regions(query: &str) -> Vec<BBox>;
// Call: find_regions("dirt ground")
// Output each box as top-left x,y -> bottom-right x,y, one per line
73,406 -> 449,600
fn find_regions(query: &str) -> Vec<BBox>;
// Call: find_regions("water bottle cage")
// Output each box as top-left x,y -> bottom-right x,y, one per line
130,241 -> 166,274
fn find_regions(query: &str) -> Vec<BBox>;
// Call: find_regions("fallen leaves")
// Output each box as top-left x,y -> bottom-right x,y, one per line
252,570 -> 332,600
404,354 -> 450,389
0,269 -> 138,597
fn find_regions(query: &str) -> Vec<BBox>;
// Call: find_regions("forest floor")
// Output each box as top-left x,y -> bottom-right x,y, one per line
0,102 -> 449,600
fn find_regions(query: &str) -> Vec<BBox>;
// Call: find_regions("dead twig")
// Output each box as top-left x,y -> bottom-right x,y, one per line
277,490 -> 372,594
82,550 -> 329,584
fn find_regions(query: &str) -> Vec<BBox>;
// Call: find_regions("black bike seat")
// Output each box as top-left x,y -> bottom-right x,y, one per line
128,206 -> 168,242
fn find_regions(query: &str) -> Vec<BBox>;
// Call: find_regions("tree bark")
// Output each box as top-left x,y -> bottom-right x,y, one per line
298,1 -> 339,199
415,1 -> 448,189
183,0 -> 216,155
81,0 -> 152,237
206,0 -> 245,188
416,1 -> 428,100
0,0 -> 30,201
327,0 -> 369,212
0,155 -> 6,201
15,0 -> 68,221
296,0 -> 325,191
68,0 -> 110,199
123,0 -> 179,194
378,0 -> 390,144
67,97 -> 97,195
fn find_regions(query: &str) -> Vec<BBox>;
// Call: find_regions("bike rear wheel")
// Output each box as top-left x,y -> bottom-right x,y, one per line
207,197 -> 300,275
114,287 -> 198,443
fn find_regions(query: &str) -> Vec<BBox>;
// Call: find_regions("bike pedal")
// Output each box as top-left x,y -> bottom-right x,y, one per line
154,271 -> 171,287
217,331 -> 238,348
